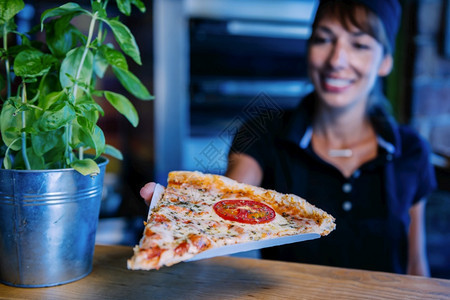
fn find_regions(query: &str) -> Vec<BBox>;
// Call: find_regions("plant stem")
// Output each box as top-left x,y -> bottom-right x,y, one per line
21,83 -> 31,170
73,11 -> 98,161
3,24 -> 11,99
73,12 -> 98,99
65,123 -> 73,167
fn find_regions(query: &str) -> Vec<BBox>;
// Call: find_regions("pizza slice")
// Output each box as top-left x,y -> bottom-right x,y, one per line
127,171 -> 335,270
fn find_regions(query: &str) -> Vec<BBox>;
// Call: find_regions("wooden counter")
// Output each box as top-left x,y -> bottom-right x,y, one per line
1,245 -> 449,299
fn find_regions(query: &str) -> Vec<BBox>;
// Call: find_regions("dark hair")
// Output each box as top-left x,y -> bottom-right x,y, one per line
311,1 -> 392,54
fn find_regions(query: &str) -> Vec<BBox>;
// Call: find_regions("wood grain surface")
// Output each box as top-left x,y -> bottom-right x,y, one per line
1,245 -> 449,299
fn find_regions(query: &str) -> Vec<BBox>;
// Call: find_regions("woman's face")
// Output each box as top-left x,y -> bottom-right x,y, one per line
308,15 -> 392,110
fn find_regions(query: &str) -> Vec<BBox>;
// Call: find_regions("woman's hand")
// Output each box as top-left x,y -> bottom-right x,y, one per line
140,182 -> 156,206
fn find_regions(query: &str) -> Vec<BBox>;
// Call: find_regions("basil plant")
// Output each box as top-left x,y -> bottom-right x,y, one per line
0,0 -> 153,175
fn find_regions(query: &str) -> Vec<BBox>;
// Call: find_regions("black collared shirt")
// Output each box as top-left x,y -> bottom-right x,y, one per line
230,93 -> 437,273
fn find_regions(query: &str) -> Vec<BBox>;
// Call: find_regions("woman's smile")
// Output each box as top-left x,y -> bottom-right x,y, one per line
322,75 -> 355,92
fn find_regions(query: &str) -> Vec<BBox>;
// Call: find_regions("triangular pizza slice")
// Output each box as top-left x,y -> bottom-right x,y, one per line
127,171 -> 335,270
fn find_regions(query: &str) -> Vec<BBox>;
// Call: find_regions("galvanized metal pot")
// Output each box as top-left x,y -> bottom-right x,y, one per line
0,157 -> 108,287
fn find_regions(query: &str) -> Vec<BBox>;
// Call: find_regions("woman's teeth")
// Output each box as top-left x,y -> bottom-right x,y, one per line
325,77 -> 352,88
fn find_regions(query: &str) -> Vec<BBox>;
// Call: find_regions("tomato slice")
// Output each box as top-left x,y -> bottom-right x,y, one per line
213,200 -> 276,224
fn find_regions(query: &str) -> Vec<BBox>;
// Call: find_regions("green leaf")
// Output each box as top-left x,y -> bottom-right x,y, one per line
45,14 -> 85,58
42,146 -> 66,169
105,144 -> 123,160
94,52 -> 109,79
38,103 -> 76,131
1,102 -> 22,150
78,125 -> 105,158
116,0 -> 131,16
20,125 -> 37,134
28,151 -> 45,169
76,97 -> 102,123
2,137 -> 21,168
91,1 -> 107,19
60,47 -> 93,90
0,0 -> 24,24
3,152 -> 12,169
71,158 -> 100,176
39,90 -> 66,111
75,118 -> 105,158
31,127 -> 65,156
37,73 -> 62,105
99,44 -> 128,70
70,119 -> 84,149
103,18 -> 141,65
15,147 -> 45,169
76,115 -> 94,131
115,0 -> 146,15
90,125 -> 105,157
13,49 -> 52,78
42,53 -> 59,67
40,3 -> 88,31
131,0 -> 146,13
104,91 -> 138,127
112,66 -> 153,100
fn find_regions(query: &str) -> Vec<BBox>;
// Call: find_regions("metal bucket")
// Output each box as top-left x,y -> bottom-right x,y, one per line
0,157 -> 108,287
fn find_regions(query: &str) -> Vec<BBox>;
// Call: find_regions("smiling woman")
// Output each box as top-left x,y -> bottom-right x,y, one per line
225,0 -> 437,276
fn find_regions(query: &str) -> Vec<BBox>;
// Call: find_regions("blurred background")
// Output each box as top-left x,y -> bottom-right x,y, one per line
20,0 -> 450,279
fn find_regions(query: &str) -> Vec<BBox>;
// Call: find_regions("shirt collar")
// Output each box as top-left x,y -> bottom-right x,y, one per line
299,126 -> 313,149
282,92 -> 402,157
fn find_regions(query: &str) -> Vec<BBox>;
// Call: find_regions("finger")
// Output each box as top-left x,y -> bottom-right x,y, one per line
140,182 -> 156,206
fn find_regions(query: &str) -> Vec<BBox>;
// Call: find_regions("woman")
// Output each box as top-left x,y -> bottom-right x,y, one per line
225,0 -> 436,276
142,0 -> 436,275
